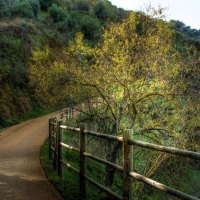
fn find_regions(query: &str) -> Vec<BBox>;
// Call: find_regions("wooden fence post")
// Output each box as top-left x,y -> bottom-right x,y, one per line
54,120 -> 60,170
67,108 -> 70,122
57,121 -> 63,177
80,123 -> 87,199
123,129 -> 133,200
49,118 -> 52,160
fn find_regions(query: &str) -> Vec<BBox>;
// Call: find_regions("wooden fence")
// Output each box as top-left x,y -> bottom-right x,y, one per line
48,110 -> 200,200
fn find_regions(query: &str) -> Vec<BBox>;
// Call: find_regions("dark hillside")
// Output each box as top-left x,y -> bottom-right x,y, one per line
0,0 -> 126,128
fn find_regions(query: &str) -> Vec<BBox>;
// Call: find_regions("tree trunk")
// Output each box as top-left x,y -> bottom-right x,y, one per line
105,141 -> 121,186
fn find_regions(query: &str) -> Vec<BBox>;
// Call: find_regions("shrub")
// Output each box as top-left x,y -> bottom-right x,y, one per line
93,1 -> 125,22
29,0 -> 40,18
48,3 -> 67,23
66,12 -> 82,30
0,0 -> 11,18
39,0 -> 61,11
10,0 -> 34,19
0,64 -> 11,80
56,19 -> 69,33
80,16 -> 101,39
76,0 -> 89,13
93,1 -> 107,20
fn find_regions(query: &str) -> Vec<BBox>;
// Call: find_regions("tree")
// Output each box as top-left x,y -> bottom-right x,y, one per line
39,0 -> 56,11
0,0 -> 11,18
171,19 -> 200,39
80,15 -> 101,39
76,0 -> 89,13
29,10 -> 198,191
48,3 -> 67,23
93,0 -> 126,22
93,0 -> 108,20
29,0 -> 40,18
64,12 -> 181,185
10,0 -> 34,18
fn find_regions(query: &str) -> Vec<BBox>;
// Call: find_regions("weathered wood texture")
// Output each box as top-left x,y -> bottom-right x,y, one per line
48,114 -> 200,200
123,130 -> 133,200
79,123 -> 87,199
57,121 -> 62,177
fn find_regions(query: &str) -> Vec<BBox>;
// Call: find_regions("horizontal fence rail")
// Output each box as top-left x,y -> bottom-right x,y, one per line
48,110 -> 200,200
128,140 -> 200,160
129,172 -> 199,200
84,129 -> 123,142
84,175 -> 123,200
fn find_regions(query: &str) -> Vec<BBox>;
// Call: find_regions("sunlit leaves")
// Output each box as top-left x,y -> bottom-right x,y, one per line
29,11 -> 198,148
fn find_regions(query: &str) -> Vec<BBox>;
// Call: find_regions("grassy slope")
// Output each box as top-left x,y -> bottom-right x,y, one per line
40,129 -> 200,200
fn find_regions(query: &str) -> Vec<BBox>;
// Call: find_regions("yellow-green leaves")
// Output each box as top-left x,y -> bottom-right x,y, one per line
28,10 -> 197,147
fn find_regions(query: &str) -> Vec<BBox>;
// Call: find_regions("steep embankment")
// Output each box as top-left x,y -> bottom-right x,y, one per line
0,20 -> 41,128
0,18 -> 63,128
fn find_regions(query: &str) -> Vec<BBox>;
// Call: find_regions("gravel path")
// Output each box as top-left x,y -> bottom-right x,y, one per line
0,113 -> 63,200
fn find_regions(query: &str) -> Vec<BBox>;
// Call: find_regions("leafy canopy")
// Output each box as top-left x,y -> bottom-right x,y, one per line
30,11 -> 186,141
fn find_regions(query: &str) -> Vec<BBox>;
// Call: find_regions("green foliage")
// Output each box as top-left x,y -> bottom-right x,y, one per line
0,0 -> 199,197
31,10 -> 200,198
0,106 -> 57,129
55,19 -> 69,33
0,34 -> 25,83
171,20 -> 200,39
10,0 -> 34,18
93,0 -> 125,21
76,0 -> 89,13
0,0 -> 11,18
93,0 -> 107,20
48,3 -> 67,23
39,0 -> 61,11
29,0 -> 40,18
39,0 -> 54,11
0,64 -> 11,81
0,0 -> 127,128
80,15 -> 101,39
40,137 -> 122,200
67,12 -> 82,29
65,11 -> 102,39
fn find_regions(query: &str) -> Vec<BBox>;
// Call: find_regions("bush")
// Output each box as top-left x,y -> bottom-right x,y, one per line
48,3 -> 67,23
39,0 -> 61,11
93,1 -> 107,20
93,1 -> 125,22
56,19 -> 69,33
80,16 -> 101,39
0,64 -> 11,81
76,0 -> 89,13
29,0 -> 40,18
67,12 -> 81,30
10,0 -> 34,19
0,0 -> 11,18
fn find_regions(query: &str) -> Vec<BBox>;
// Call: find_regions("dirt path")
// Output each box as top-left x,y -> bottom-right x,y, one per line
0,113 -> 63,200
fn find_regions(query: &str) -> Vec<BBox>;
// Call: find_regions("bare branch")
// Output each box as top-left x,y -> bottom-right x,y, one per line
136,92 -> 166,103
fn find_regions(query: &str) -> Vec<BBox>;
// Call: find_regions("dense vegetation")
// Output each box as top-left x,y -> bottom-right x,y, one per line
1,0 -> 200,199
0,0 -> 126,128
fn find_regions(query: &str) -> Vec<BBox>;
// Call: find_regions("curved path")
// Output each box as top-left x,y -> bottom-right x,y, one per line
0,113 -> 63,200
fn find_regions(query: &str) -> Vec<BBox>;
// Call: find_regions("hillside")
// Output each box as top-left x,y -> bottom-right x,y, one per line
1,0 -> 199,129
0,0 -> 126,128
0,1 -> 200,199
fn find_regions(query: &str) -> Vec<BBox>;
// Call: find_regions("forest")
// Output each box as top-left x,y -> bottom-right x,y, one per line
0,0 -> 199,199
